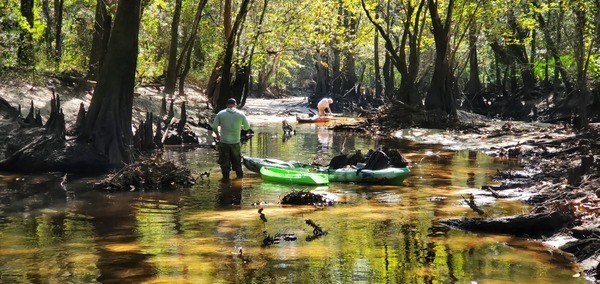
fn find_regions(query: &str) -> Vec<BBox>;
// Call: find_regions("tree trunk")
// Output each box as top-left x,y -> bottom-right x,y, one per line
510,62 -> 517,94
257,53 -> 280,96
214,0 -> 251,112
18,0 -> 35,66
553,1 -> 564,92
530,29 -> 536,68
465,23 -> 484,110
88,0 -> 111,80
231,64 -> 250,108
533,0 -> 572,93
467,25 -> 482,94
494,52 -> 502,87
374,29 -> 383,99
383,52 -> 394,99
163,0 -> 183,95
176,0 -> 209,96
574,6 -> 588,129
239,0 -> 269,108
41,0 -> 54,59
53,0 -> 64,67
224,0 -> 232,41
314,54 -> 330,98
342,53 -> 358,100
507,11 -> 536,92
362,0 -> 424,108
340,4 -> 359,100
425,0 -> 456,117
508,44 -> 535,92
82,0 -> 141,167
332,48 -> 342,95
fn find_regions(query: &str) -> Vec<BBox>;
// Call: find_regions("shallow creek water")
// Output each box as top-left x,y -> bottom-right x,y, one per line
0,121 -> 588,283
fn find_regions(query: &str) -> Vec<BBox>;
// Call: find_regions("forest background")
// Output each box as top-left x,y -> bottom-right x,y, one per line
2,0 -> 599,120
1,0 -> 600,167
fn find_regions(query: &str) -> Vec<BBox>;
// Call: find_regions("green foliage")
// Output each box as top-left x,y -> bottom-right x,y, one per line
0,0 -> 23,66
1,0 -> 600,96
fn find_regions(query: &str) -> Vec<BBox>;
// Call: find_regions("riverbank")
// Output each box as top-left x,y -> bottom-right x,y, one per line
392,117 -> 599,281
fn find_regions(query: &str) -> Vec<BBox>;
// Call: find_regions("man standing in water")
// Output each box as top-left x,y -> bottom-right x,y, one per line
212,98 -> 250,181
317,98 -> 333,117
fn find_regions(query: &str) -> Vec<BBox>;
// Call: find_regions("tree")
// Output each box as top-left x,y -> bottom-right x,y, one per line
425,0 -> 456,116
215,0 -> 251,111
464,22 -> 485,111
373,16 -> 383,99
163,0 -> 183,95
362,0 -> 426,108
572,1 -> 592,129
18,0 -> 35,66
53,0 -> 64,67
81,0 -> 142,166
88,0 -> 112,80
175,0 -> 209,96
533,0 -> 572,93
206,0 -> 252,112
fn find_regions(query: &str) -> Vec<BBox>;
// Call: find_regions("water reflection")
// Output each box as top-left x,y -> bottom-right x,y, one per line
218,180 -> 243,207
317,126 -> 332,153
0,123 -> 588,283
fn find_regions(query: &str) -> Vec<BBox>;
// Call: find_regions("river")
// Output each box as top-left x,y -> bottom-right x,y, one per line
0,121 -> 588,283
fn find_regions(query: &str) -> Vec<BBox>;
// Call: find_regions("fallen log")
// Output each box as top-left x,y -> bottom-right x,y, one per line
439,211 -> 574,238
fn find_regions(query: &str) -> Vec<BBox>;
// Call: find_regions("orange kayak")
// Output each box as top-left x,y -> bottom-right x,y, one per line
296,115 -> 331,123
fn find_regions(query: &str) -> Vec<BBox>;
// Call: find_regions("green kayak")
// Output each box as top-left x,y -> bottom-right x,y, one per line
260,166 -> 329,185
245,156 -> 410,184
242,156 -> 310,173
320,167 -> 411,184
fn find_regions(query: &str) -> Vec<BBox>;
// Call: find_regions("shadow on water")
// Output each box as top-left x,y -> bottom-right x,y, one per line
0,122 -> 589,283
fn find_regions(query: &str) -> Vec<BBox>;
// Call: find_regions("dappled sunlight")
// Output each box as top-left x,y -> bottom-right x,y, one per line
0,123 -> 587,283
0,247 -> 41,255
104,243 -> 144,253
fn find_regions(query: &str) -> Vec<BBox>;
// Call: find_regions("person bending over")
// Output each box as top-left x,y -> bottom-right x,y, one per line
317,98 -> 333,117
212,98 -> 250,180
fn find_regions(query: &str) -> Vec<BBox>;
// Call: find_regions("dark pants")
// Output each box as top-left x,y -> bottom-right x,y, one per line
218,142 -> 243,178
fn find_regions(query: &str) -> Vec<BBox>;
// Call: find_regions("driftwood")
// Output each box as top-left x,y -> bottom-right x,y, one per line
462,194 -> 485,216
439,211 -> 574,238
280,190 -> 334,206
560,238 -> 600,262
305,219 -> 327,241
96,155 -> 195,191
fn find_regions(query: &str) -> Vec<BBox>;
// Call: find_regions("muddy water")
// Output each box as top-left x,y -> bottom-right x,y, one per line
0,122 -> 588,283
